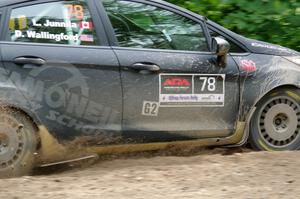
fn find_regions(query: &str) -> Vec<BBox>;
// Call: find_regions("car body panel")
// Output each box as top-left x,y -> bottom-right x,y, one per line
114,47 -> 240,142
0,0 -> 298,151
234,54 -> 300,120
0,42 -> 123,140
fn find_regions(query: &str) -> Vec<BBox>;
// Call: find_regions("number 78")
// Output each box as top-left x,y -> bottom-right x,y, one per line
64,4 -> 84,19
199,77 -> 216,91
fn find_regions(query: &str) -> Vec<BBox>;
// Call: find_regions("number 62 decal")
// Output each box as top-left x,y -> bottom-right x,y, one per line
142,101 -> 159,116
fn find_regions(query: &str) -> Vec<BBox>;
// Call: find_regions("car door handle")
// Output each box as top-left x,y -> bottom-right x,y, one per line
130,63 -> 160,72
13,57 -> 46,66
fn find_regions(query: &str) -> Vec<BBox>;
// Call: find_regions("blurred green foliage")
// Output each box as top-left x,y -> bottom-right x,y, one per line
166,0 -> 300,51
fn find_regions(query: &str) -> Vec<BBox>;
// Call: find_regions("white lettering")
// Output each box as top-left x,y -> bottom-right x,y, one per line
26,31 -> 79,42
15,30 -> 23,38
32,19 -> 42,27
44,20 -> 77,28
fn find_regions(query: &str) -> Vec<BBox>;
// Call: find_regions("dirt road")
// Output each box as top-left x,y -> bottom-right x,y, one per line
0,149 -> 299,199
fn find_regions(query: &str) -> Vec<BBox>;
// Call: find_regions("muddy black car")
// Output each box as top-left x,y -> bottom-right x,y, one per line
0,0 -> 300,177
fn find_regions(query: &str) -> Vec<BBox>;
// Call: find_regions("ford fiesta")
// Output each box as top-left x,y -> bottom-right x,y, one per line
0,0 -> 299,177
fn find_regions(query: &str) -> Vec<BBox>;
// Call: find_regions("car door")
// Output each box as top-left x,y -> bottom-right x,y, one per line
0,0 -> 122,140
100,0 -> 240,142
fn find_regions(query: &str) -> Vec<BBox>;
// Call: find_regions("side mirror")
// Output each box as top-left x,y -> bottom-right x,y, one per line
212,37 -> 230,67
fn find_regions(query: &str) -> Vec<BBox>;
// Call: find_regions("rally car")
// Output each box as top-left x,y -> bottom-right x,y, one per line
0,0 -> 300,177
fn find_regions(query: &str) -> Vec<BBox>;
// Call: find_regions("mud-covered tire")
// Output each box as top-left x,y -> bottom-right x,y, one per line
250,88 -> 300,151
0,108 -> 37,178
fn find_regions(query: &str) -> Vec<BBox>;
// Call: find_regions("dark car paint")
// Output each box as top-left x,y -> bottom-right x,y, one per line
235,54 -> 300,118
115,47 -> 240,141
0,0 -> 298,146
0,42 -> 123,139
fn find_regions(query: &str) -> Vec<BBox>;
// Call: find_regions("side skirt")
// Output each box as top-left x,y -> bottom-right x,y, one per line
86,122 -> 246,155
35,121 -> 246,167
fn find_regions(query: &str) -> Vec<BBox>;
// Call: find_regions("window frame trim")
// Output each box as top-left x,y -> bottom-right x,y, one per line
207,25 -> 249,54
2,0 -> 110,46
98,0 -> 212,53
0,10 -> 3,41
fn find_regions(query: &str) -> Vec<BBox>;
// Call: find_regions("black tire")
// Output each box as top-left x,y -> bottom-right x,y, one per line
0,108 -> 37,178
250,88 -> 300,151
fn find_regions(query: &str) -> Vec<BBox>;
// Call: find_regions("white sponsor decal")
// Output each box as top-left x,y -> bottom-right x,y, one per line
251,42 -> 291,52
142,101 -> 159,116
159,74 -> 225,107
161,94 -> 224,103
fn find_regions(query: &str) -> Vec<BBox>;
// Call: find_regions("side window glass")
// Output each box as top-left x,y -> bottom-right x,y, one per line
102,0 -> 208,52
209,29 -> 246,53
9,1 -> 98,45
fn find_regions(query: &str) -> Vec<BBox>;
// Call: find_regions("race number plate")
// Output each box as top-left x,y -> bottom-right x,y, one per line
159,74 -> 225,107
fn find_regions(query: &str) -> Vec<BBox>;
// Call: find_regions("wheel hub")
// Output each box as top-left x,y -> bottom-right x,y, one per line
0,115 -> 25,168
259,97 -> 300,147
265,104 -> 297,141
273,113 -> 289,132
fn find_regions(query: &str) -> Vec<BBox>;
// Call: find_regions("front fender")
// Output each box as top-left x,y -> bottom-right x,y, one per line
233,54 -> 300,121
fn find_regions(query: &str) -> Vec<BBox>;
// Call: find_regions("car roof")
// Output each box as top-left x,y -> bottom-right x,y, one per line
0,0 -> 205,20
0,0 -> 33,7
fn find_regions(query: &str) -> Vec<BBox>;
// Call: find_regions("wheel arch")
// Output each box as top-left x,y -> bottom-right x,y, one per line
2,106 -> 40,130
252,84 -> 300,109
0,103 -> 66,163
236,84 -> 300,147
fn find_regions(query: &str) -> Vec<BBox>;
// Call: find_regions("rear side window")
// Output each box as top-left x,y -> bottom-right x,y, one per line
103,0 -> 209,52
9,0 -> 98,46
